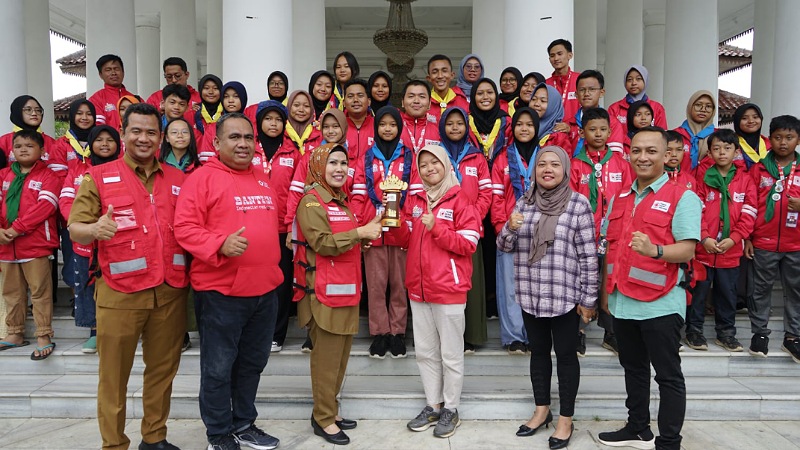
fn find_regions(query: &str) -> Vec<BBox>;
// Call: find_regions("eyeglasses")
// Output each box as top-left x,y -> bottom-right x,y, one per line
22,107 -> 43,115
168,129 -> 191,136
464,64 -> 481,71
268,81 -> 285,87
164,73 -> 184,81
577,87 -> 601,94
692,103 -> 714,112
500,78 -> 517,84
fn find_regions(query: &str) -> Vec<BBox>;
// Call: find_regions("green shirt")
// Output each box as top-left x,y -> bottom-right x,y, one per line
602,173 -> 702,320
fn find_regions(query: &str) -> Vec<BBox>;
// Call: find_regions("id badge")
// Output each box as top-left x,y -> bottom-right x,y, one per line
786,212 -> 798,228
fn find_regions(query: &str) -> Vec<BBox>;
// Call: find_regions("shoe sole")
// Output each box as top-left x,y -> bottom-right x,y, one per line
714,339 -> 743,352
301,348 -> 312,354
81,348 -> 97,354
597,438 -> 655,449
235,439 -> 279,450
601,343 -> 619,355
748,348 -> 768,358
433,418 -> 461,438
464,349 -> 475,355
390,353 -> 407,359
508,350 -> 527,355
369,353 -> 386,359
781,345 -> 800,363
407,421 -> 437,432
683,340 -> 708,351
576,351 -> 586,358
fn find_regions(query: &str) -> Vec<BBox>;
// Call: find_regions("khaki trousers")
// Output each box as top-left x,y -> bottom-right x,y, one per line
1,257 -> 53,337
96,292 -> 186,449
309,317 -> 353,427
364,246 -> 408,335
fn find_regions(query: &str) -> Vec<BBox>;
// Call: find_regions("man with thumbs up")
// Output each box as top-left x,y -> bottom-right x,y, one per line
69,103 -> 189,450
174,112 -> 283,450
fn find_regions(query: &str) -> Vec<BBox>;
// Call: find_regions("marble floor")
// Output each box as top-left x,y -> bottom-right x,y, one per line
0,418 -> 798,450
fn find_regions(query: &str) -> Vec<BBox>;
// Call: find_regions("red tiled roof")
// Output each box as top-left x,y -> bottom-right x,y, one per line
56,48 -> 86,77
718,44 -> 752,75
718,89 -> 749,125
53,92 -> 87,121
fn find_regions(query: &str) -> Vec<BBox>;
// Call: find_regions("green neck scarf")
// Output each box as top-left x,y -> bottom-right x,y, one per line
703,165 -> 736,238
762,152 -> 799,222
575,147 -> 613,212
5,162 -> 30,224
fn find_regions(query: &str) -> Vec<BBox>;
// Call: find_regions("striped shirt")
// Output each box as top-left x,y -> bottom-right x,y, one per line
497,192 -> 599,317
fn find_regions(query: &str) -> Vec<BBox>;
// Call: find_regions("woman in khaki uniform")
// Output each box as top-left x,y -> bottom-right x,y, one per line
295,143 -> 382,446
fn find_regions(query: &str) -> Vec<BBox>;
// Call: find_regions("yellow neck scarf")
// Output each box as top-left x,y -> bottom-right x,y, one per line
431,89 -> 457,115
200,103 -> 223,124
66,131 -> 91,159
739,135 -> 768,164
12,125 -> 43,134
539,134 -> 551,147
334,82 -> 345,111
507,97 -> 518,119
469,116 -> 502,158
285,122 -> 313,154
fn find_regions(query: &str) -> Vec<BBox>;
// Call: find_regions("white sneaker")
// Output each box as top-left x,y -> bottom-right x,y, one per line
271,341 -> 282,353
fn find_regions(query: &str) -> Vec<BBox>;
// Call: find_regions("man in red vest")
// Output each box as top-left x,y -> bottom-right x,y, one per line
68,103 -> 189,450
598,127 -> 701,450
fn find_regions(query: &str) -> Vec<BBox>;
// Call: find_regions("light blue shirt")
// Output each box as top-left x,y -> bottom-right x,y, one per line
602,173 -> 702,320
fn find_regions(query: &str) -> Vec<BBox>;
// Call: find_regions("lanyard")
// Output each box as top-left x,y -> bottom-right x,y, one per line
775,160 -> 797,197
403,120 -> 426,153
558,72 -> 572,103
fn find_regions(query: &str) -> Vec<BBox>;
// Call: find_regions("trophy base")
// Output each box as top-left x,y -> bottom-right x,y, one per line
381,218 -> 401,228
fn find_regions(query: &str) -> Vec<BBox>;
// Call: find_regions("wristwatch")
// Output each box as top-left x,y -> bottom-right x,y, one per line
652,244 -> 663,260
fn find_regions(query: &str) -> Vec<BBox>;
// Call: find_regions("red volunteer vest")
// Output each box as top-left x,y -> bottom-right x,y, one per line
92,159 -> 188,293
605,181 -> 687,301
293,189 -> 362,307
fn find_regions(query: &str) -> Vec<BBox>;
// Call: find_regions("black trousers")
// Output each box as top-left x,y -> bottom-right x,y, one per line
522,307 -> 580,417
272,232 -> 295,345
614,313 -> 686,450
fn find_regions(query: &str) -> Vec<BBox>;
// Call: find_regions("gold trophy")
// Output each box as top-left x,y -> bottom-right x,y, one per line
379,174 -> 408,228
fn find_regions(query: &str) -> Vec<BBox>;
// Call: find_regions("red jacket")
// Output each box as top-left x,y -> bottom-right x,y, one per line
546,70 -> 580,123
569,149 -> 633,238
749,161 -> 800,252
467,116 -> 512,162
453,147 -> 492,222
345,114 -> 375,166
59,158 -> 95,257
284,127 -> 321,157
566,109 -> 625,155
350,143 -> 420,247
695,168 -> 757,268
490,146 -> 526,234
667,169 -> 698,192
673,126 -> 719,175
430,88 -> 470,121
174,157 -> 283,297
88,83 -> 134,131
608,98 -> 668,129
404,186 -> 480,304
0,132 -> 59,174
146,85 -> 201,123
400,112 -> 441,154
249,140 -> 299,233
0,161 -> 59,259
539,131 -> 572,151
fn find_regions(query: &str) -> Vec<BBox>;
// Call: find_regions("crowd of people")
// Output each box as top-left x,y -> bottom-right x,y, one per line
0,36 -> 798,450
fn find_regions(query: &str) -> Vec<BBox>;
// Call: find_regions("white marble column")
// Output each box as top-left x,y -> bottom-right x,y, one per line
771,0 -> 800,116
206,0 -> 223,77
752,0 -> 776,120
604,0 -> 643,105
499,0 -> 573,76
663,0 -> 718,127
473,0 -> 505,81
223,0 -> 292,95
85,0 -> 137,95
1,0 -> 27,132
572,0 -> 597,72
161,0 -> 198,87
643,8 -> 666,102
136,14 -> 161,98
23,0 -> 54,135
292,0 -> 326,98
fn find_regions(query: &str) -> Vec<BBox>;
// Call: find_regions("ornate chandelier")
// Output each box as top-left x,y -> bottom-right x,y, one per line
373,0 -> 428,66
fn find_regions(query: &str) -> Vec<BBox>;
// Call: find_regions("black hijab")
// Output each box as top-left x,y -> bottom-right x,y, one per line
68,99 -> 96,141
626,100 -> 654,137
267,71 -> 288,102
733,103 -> 764,151
469,78 -> 507,134
511,107 -> 540,163
10,95 -> 42,130
439,107 -> 471,162
256,100 -> 288,162
373,106 -> 403,160
499,67 -> 523,103
368,71 -> 393,112
88,125 -> 121,166
308,70 -> 335,119
198,74 -> 223,112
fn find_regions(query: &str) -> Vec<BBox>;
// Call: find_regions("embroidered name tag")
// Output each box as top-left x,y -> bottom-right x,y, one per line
465,167 -> 478,177
733,192 -> 745,203
252,156 -> 262,165
567,92 -> 576,100
706,191 -> 715,201
652,201 -> 671,212
436,208 -> 454,221
760,176 -> 774,188
504,166 -> 510,174
172,185 -> 181,196
609,172 -> 622,182
348,168 -> 355,177
28,180 -> 42,190
2,181 -> 9,191
412,205 -> 423,218
279,157 -> 294,168
794,176 -> 800,186
367,137 -> 374,146
580,174 -> 590,185
425,139 -> 440,147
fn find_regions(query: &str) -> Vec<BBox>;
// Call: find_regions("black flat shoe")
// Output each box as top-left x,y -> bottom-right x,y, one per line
548,423 -> 574,449
516,410 -> 553,436
311,417 -> 350,445
336,418 -> 358,430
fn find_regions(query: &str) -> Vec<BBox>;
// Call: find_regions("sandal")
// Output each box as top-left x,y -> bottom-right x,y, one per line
31,342 -> 56,361
0,340 -> 30,351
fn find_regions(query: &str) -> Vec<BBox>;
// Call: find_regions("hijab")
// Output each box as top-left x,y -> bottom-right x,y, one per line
373,106 -> 403,160
318,108 -> 349,146
256,100 -> 288,161
517,72 -> 546,107
308,70 -> 335,118
68,99 -> 96,141
733,103 -> 764,152
511,107 -> 540,163
522,145 -> 572,265
624,65 -> 649,103
534,83 -> 564,138
267,71 -> 288,102
9,95 -> 42,131
221,81 -> 248,114
681,90 -> 717,168
457,53 -> 484,97
368,71 -> 393,112
306,143 -> 348,197
499,67 -> 523,103
87,125 -> 121,166
469,78 -> 507,134
418,144 -> 460,209
438,107 -> 471,162
286,90 -> 316,135
626,100 -> 654,138
199,74 -> 223,112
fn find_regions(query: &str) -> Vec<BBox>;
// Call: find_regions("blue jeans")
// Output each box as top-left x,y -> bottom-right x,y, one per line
72,253 -> 96,328
60,227 -> 75,287
197,289 -> 277,438
687,266 -> 738,338
496,250 -> 527,345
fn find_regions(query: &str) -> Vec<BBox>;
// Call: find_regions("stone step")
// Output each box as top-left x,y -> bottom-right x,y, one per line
1,373 -> 797,421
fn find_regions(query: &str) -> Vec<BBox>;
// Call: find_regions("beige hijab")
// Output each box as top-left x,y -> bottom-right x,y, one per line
685,90 -> 717,161
417,144 -> 460,209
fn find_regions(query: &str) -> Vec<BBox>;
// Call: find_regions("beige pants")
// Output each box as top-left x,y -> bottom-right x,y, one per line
1,257 -> 53,337
309,317 -> 353,427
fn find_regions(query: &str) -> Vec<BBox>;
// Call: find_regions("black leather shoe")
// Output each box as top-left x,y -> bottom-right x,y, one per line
138,440 -> 180,450
311,418 -> 350,445
336,418 -> 358,430
548,423 -> 574,449
516,410 -> 553,437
